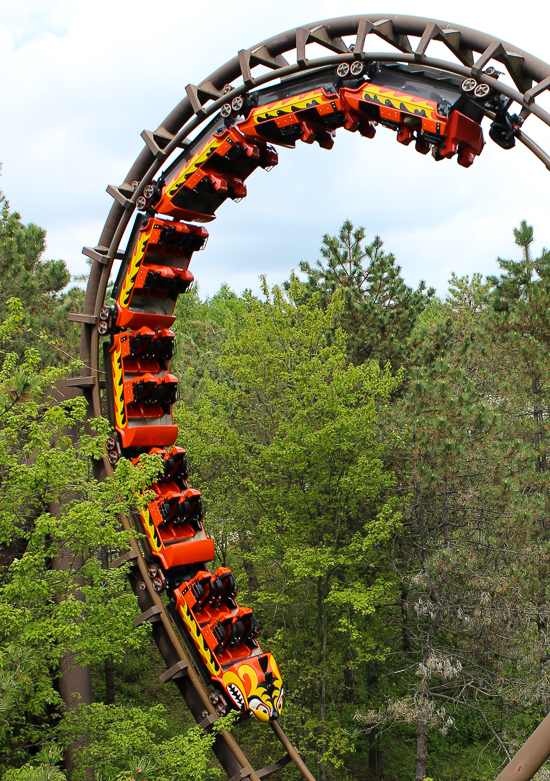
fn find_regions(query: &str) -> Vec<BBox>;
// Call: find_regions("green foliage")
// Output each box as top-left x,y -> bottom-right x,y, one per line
3,745 -> 66,781
297,219 -> 435,368
63,703 -> 234,781
0,299 -> 159,772
0,188 -> 83,365
171,282 -> 248,392
3,190 -> 550,781
176,279 -> 403,777
364,221 -> 550,780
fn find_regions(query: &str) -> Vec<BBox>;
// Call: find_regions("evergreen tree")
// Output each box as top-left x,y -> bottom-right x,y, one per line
0,188 -> 83,365
362,226 -> 550,780
297,220 -> 435,369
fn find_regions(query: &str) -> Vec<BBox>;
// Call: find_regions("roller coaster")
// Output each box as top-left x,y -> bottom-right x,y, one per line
66,14 -> 550,781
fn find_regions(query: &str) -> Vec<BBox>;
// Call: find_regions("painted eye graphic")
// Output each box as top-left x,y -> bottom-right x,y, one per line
277,690 -> 284,712
252,702 -> 271,722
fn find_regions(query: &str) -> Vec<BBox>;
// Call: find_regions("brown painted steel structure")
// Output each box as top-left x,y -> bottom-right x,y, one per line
70,14 -> 550,781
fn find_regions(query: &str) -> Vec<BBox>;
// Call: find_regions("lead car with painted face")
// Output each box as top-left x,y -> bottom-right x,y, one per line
173,573 -> 284,721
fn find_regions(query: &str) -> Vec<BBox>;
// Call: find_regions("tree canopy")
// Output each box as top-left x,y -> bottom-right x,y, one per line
2,191 -> 550,780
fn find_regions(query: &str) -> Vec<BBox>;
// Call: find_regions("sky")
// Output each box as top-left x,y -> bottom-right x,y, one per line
2,0 -> 550,298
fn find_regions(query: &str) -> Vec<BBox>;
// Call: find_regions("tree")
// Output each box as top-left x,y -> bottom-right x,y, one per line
176,279 -> 404,780
0,187 -> 83,365
171,282 -> 249,393
0,295 -> 162,774
357,225 -> 550,780
297,220 -> 435,369
60,704 -> 235,781
0,186 -> 230,780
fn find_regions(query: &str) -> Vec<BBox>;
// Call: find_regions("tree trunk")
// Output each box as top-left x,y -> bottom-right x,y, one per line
369,727 -> 384,779
53,545 -> 93,780
533,371 -> 547,473
400,584 -> 411,653
49,381 -> 93,780
241,546 -> 260,599
415,715 -> 428,781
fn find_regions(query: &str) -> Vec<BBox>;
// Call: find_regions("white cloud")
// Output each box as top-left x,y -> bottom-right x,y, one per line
2,0 -> 550,296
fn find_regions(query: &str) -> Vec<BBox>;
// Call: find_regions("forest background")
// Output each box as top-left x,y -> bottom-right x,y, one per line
1,181 -> 550,781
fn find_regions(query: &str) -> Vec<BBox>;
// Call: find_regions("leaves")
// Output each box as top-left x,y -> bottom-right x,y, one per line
175,279 -> 403,775
297,219 -> 435,369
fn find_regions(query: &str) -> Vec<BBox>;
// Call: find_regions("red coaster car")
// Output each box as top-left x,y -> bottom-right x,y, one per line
107,330 -> 179,449
113,216 -> 207,330
174,570 -> 284,722
154,121 -> 278,222
139,488 -> 214,570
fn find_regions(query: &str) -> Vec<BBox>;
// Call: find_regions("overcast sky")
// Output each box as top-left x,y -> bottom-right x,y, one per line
2,0 -> 550,298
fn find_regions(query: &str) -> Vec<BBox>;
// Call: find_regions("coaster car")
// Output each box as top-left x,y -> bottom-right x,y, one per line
174,573 -> 284,722
139,486 -> 214,570
113,216 -> 207,330
339,64 -> 485,166
139,445 -> 190,489
154,121 -> 278,222
222,653 -> 284,723
237,66 -> 354,147
107,331 -> 179,449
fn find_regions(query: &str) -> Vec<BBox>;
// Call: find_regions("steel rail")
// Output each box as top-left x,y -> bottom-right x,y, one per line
72,15 -> 550,781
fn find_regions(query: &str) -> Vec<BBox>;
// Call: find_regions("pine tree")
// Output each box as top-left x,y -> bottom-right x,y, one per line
297,219 -> 435,369
367,226 -> 550,778
482,223 -> 550,716
0,188 -> 83,365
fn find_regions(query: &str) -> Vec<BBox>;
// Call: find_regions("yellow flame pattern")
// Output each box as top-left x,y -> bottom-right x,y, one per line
141,506 -> 162,553
223,657 -> 283,723
166,136 -> 226,199
178,600 -> 222,678
250,87 -> 329,124
119,223 -> 155,309
360,84 -> 438,120
111,343 -> 126,429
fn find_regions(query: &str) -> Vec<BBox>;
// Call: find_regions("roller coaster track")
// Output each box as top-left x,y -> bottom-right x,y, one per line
67,14 -> 550,781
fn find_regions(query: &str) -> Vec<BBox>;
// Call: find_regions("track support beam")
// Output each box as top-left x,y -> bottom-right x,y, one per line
133,605 -> 163,627
159,660 -> 189,683
495,710 -> 550,780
